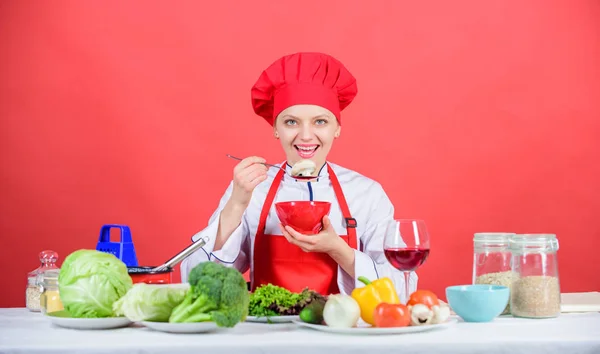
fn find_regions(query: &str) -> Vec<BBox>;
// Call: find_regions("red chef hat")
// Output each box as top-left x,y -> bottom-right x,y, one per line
251,52 -> 358,125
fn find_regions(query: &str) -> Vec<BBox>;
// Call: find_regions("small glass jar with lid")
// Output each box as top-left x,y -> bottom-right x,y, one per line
509,234 -> 561,318
472,232 -> 517,315
40,269 -> 64,315
26,250 -> 60,312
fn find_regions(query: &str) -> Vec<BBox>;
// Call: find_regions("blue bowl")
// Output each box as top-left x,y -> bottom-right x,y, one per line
446,285 -> 509,322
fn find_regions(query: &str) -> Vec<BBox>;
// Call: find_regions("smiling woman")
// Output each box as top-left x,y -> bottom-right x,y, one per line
275,104 -> 341,169
180,52 -> 418,302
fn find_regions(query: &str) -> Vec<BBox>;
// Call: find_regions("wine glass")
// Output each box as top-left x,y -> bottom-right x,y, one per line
383,219 -> 431,303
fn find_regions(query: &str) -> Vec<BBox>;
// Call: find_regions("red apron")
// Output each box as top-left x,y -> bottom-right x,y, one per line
252,163 -> 358,295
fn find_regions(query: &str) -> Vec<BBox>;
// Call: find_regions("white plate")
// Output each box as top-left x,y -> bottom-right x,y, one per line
292,317 -> 457,335
142,321 -> 220,333
45,312 -> 132,330
246,315 -> 300,323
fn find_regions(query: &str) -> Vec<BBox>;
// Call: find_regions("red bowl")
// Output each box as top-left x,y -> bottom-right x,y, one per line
275,201 -> 332,235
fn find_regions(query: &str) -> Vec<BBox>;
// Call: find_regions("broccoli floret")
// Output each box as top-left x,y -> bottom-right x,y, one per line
168,262 -> 249,327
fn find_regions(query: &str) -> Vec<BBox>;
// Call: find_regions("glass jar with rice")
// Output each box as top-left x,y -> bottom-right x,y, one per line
472,232 -> 517,315
26,274 -> 41,312
509,234 -> 561,319
26,250 -> 60,312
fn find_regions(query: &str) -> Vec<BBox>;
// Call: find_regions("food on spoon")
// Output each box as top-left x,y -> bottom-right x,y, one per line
350,276 -> 400,325
58,249 -> 133,318
373,302 -> 411,328
249,284 -> 326,317
291,159 -> 317,177
168,261 -> 249,327
113,283 -> 190,322
322,294 -> 361,328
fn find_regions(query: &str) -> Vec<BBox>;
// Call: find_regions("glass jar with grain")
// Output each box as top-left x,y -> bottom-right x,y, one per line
40,269 -> 63,315
26,274 -> 41,312
472,232 -> 516,315
25,250 -> 60,312
509,234 -> 561,318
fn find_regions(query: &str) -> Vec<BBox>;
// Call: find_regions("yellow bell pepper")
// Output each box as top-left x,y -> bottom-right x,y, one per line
350,276 -> 400,325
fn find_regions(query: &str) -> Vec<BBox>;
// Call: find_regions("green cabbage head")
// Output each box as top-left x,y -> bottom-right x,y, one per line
113,283 -> 190,322
58,249 -> 133,318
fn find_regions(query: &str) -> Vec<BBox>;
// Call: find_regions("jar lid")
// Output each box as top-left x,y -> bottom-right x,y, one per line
509,234 -> 559,251
39,250 -> 59,263
474,232 -> 515,245
27,250 -> 60,278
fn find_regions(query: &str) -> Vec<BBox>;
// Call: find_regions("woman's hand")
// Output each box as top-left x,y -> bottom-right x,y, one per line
279,215 -> 356,277
230,156 -> 268,208
214,156 -> 267,251
279,215 -> 342,254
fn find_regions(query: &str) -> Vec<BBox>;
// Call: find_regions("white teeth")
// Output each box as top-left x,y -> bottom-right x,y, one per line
297,146 -> 317,151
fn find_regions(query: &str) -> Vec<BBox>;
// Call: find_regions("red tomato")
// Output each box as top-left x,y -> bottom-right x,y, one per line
407,290 -> 440,309
373,303 -> 411,328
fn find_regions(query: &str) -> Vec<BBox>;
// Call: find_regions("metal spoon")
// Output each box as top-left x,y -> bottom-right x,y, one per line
151,236 -> 209,272
226,154 -> 317,181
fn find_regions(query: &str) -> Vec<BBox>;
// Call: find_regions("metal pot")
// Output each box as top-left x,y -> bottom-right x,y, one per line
128,266 -> 173,284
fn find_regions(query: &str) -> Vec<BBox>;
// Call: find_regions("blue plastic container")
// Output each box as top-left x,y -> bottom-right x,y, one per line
95,224 -> 138,267
446,284 -> 509,322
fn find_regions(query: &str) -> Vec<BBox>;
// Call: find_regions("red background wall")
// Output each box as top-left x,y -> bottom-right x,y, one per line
1,0 -> 599,308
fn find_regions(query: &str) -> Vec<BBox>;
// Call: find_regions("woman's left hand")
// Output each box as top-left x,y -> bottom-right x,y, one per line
279,215 -> 346,256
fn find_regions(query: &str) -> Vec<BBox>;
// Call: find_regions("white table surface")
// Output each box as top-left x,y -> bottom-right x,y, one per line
1,308 -> 599,354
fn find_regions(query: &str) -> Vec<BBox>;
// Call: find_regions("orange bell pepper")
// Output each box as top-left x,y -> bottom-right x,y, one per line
350,276 -> 400,325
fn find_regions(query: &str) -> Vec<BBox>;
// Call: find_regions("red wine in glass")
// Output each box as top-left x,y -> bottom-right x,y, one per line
384,247 -> 430,272
383,219 -> 431,303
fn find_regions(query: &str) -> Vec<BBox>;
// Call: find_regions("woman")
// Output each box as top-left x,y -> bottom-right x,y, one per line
181,52 -> 418,300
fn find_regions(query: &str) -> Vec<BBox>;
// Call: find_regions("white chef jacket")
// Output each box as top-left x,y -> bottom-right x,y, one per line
180,161 -> 418,301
